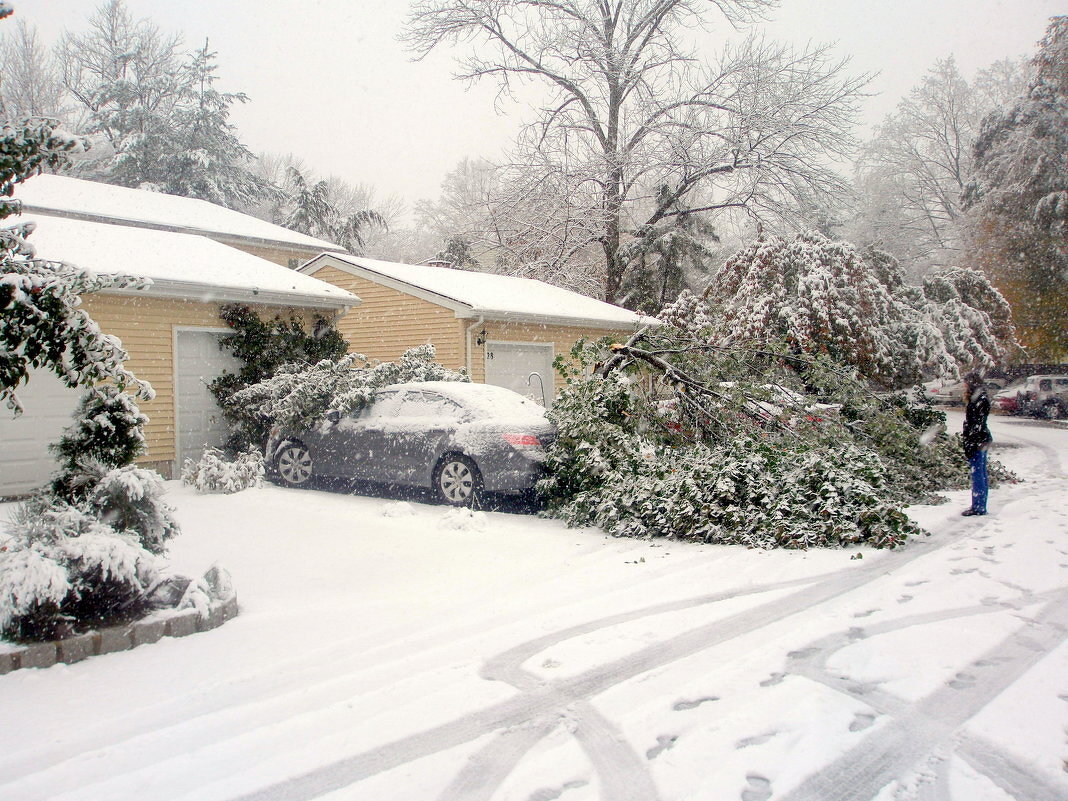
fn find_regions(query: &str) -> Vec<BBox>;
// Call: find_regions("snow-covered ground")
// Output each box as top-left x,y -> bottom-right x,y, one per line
1,413 -> 1066,801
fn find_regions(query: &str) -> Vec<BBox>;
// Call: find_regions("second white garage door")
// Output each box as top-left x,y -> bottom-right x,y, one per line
484,341 -> 555,406
175,329 -> 243,467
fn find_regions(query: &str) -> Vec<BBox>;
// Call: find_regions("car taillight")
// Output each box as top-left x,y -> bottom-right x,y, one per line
502,433 -> 541,447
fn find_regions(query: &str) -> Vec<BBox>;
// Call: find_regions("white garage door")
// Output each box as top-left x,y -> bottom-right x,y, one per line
0,369 -> 81,497
484,341 -> 555,406
176,330 -> 242,467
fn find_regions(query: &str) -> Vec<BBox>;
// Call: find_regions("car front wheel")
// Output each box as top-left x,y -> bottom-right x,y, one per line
276,442 -> 314,487
434,455 -> 482,506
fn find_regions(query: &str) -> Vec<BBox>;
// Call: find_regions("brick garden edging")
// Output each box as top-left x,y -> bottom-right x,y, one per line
0,595 -> 238,675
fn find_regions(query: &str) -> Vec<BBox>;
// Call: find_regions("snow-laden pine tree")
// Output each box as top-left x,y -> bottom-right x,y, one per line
963,16 -> 1068,359
280,166 -> 384,252
57,0 -> 269,209
156,42 -> 272,208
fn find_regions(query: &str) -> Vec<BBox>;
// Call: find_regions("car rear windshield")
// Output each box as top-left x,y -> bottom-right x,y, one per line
438,384 -> 549,424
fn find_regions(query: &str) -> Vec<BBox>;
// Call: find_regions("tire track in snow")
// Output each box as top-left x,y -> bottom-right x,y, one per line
0,522 -> 735,790
775,587 -> 1068,801
225,522 -> 993,801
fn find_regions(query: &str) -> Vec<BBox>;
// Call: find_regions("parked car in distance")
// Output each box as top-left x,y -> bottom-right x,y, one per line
266,381 -> 556,505
1016,374 -> 1068,419
922,377 -> 1006,406
993,378 -> 1027,414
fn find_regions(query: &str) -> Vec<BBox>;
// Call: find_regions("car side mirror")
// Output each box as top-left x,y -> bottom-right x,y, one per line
325,409 -> 342,424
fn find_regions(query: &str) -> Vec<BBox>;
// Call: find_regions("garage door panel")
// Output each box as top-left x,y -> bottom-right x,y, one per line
0,370 -> 81,497
175,330 -> 242,466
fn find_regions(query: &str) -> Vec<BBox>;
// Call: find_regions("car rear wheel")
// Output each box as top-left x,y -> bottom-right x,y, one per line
276,442 -> 314,487
434,455 -> 482,506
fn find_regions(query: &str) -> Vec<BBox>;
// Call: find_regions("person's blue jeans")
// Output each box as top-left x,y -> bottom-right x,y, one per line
969,449 -> 988,514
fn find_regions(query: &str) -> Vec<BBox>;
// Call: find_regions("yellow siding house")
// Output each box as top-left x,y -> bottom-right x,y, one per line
0,176 -> 358,497
300,254 -> 653,406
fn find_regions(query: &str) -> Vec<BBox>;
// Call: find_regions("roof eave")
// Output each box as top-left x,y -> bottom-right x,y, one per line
21,205 -> 346,256
468,309 -> 655,331
101,278 -> 359,311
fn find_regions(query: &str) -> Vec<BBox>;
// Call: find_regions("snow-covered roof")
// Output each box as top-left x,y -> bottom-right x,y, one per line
303,253 -> 654,330
16,174 -> 344,255
22,213 -> 360,310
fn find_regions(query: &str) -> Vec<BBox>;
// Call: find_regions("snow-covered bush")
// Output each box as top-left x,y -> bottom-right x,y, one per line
231,344 -> 469,435
0,499 -> 160,641
50,386 -> 148,500
209,303 -> 348,449
86,465 -> 180,555
182,447 -> 264,494
537,332 -> 1013,549
538,375 -> 920,549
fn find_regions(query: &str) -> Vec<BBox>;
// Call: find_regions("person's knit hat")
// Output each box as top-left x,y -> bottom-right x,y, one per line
962,370 -> 983,387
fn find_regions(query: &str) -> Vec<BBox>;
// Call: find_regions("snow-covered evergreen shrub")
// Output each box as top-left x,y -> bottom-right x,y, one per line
44,387 -> 179,555
86,465 -> 180,555
0,499 -> 159,641
537,333 -> 1012,549
209,303 -> 348,449
232,344 -> 469,435
540,418 -> 919,549
182,447 -> 264,494
50,386 -> 148,500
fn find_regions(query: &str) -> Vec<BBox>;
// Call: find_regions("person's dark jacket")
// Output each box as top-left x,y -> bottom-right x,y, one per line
962,386 -> 992,458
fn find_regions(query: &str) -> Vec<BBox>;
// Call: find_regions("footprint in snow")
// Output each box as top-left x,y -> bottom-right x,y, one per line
735,731 -> 776,749
759,672 -> 786,687
849,712 -> 876,732
950,567 -> 979,575
897,594 -> 914,604
673,696 -> 719,711
741,774 -> 773,801
948,672 -> 976,690
646,735 -> 678,760
853,608 -> 880,618
905,580 -> 929,587
786,646 -> 821,660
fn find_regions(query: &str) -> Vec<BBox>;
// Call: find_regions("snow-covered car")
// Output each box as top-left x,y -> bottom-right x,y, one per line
265,381 -> 555,505
1016,374 -> 1068,419
922,377 -> 1005,406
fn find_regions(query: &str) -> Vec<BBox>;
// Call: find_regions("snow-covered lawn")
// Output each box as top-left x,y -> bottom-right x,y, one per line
1,413 -> 1066,801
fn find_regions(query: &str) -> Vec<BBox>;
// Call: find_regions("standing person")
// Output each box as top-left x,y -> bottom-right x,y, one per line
961,371 -> 992,516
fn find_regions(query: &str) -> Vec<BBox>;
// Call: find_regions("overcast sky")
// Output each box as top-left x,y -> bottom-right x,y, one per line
13,0 -> 1064,209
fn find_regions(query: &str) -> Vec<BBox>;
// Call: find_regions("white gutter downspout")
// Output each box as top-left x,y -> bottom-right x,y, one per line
465,316 -> 485,378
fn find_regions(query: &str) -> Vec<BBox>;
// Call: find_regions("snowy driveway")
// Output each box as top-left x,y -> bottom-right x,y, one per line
1,415 -> 1066,801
